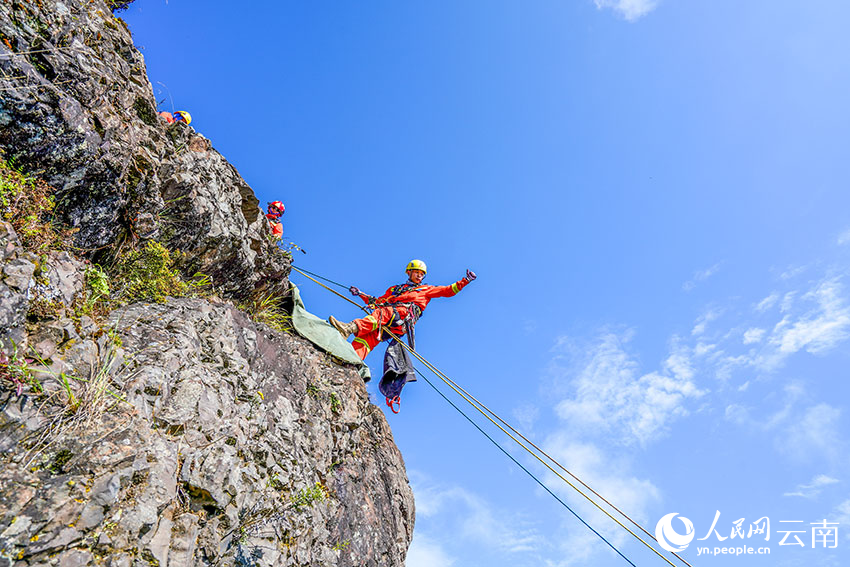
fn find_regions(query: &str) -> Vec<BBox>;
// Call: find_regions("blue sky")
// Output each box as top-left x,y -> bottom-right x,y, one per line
124,1 -> 850,565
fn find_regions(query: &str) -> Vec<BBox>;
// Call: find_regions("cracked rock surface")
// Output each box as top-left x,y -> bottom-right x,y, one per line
0,221 -> 415,566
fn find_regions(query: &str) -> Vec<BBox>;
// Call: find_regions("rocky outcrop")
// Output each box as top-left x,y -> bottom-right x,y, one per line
0,0 -> 415,565
0,0 -> 285,300
0,281 -> 413,566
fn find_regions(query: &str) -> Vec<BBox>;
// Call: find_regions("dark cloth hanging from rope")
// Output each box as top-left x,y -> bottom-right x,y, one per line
379,324 -> 417,412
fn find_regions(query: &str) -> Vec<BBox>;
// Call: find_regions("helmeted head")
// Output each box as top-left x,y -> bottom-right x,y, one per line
174,110 -> 192,124
405,259 -> 427,283
268,201 -> 285,215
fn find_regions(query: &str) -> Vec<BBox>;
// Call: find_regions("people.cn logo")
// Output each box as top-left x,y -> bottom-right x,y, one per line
655,513 -> 695,553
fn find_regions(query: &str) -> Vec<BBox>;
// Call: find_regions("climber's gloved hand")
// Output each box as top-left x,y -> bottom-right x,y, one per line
349,286 -> 361,296
464,269 -> 477,283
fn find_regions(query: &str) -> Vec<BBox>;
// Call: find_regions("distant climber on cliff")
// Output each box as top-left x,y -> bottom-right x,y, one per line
266,201 -> 285,239
328,259 -> 477,360
158,110 -> 192,125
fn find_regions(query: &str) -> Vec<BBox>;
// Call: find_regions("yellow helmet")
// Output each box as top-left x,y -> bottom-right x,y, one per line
405,259 -> 427,274
174,110 -> 192,125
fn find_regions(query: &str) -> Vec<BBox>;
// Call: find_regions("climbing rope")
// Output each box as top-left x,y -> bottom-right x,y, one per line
292,265 -> 348,290
290,266 -> 692,567
413,364 -> 639,567
400,341 -> 690,567
429,360 -> 694,567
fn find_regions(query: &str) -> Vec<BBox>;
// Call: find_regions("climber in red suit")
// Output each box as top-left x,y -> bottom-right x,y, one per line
266,201 -> 285,239
328,259 -> 477,360
158,110 -> 192,124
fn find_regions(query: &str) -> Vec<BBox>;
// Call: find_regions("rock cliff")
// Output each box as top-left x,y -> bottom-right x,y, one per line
0,1 -> 415,566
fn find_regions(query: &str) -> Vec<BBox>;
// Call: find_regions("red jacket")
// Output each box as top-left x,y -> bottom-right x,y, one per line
357,279 -> 470,312
269,221 -> 283,238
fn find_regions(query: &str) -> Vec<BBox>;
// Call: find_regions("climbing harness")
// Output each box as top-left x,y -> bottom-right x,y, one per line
388,282 -> 422,296
363,287 -> 424,410
291,265 -> 694,567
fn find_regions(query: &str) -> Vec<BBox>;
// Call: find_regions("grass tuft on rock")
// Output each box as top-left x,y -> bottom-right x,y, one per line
238,290 -> 292,333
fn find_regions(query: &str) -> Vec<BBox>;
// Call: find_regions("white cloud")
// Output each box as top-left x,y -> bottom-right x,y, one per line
755,292 -> 780,313
783,474 -> 840,499
764,383 -> 806,429
724,385 -> 842,465
593,0 -> 659,22
660,276 -> 850,387
513,403 -> 540,433
544,436 -> 660,520
714,354 -> 748,381
834,499 -> 850,539
683,263 -> 723,291
750,278 -> 850,372
769,279 -> 850,356
780,291 -> 797,313
692,309 -> 722,336
410,476 -> 545,556
778,403 -> 843,464
724,382 -> 803,430
543,528 -> 602,567
694,341 -> 717,356
724,403 -> 750,425
522,319 -> 539,335
406,533 -> 456,567
742,328 -> 765,344
552,332 -> 705,446
536,436 -> 660,566
534,332 -> 686,563
780,265 -> 807,280
837,228 -> 850,245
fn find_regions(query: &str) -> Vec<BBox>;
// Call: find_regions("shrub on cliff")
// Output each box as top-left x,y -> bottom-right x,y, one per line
113,241 -> 188,303
112,241 -> 211,304
0,159 -> 73,252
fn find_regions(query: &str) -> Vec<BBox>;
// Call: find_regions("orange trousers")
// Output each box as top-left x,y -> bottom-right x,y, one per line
351,305 -> 409,359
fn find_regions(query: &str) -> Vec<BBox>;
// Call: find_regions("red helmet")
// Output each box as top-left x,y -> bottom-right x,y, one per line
268,201 -> 285,214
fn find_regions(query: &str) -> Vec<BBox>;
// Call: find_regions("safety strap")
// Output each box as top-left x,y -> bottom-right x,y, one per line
405,318 -> 415,350
386,395 -> 401,413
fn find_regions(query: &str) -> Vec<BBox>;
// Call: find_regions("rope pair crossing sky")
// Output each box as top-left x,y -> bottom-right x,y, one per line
290,265 -> 695,567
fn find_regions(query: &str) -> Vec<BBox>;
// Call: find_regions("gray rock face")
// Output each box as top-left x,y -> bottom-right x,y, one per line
0,231 -> 415,565
0,222 -> 35,347
0,0 -> 415,565
0,0 -> 287,300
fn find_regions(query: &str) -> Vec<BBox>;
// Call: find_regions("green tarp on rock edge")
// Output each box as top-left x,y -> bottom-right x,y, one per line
290,284 -> 371,382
